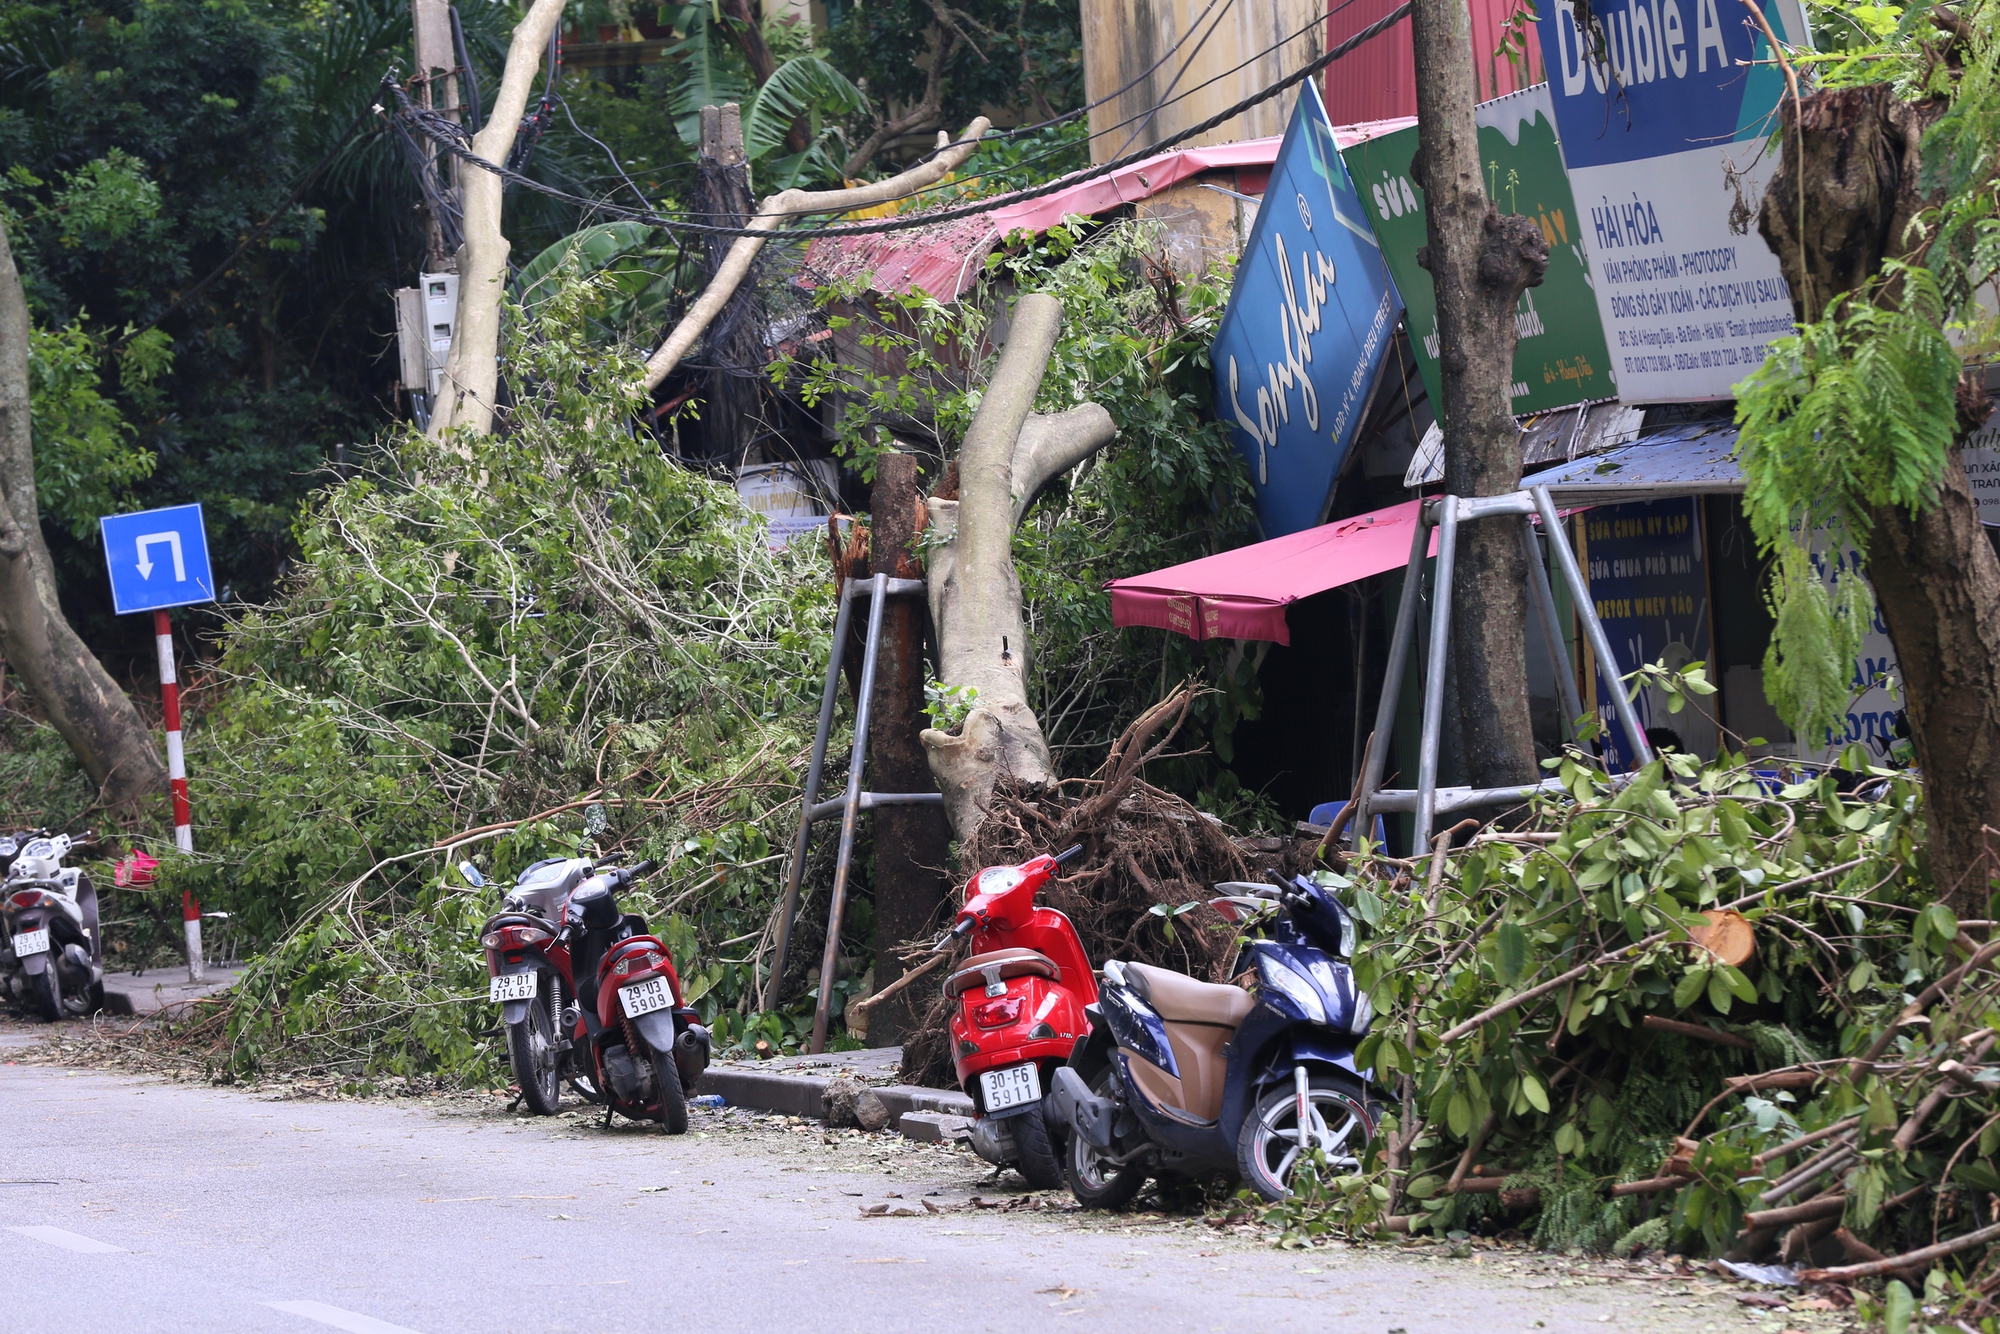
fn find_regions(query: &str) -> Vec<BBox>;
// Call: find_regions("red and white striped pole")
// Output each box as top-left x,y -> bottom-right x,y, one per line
155,608 -> 201,982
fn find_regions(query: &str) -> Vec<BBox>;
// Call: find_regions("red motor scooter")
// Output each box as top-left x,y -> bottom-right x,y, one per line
562,860 -> 710,1132
940,844 -> 1095,1188
475,856 -> 592,1115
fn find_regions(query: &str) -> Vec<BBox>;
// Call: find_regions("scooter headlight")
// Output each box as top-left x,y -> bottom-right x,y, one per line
1348,986 -> 1375,1035
974,865 -> 1025,896
1257,955 -> 1326,1024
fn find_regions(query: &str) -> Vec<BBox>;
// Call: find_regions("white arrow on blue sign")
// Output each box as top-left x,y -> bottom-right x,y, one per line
100,503 -> 217,614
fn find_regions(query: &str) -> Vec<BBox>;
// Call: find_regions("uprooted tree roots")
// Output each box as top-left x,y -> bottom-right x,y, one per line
898,685 -> 1313,1087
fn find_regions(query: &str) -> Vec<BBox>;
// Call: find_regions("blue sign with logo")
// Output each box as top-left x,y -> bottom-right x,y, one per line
100,503 -> 216,614
1212,82 -> 1399,538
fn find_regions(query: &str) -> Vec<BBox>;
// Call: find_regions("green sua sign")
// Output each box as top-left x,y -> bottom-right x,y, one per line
1343,83 -> 1616,414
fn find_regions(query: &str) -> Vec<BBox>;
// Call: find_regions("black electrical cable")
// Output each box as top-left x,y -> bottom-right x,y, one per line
554,91 -> 656,214
449,5 -> 483,134
386,0 -> 1411,242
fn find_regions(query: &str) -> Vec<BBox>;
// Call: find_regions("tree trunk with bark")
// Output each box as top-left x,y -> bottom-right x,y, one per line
0,217 -> 167,812
866,452 -> 952,1044
1408,0 -> 1550,789
427,0 -> 568,440
695,104 -> 768,466
1758,84 -> 2000,911
921,294 -> 1118,839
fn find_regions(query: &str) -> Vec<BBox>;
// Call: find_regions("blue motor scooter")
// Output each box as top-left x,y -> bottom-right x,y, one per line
1049,873 -> 1380,1205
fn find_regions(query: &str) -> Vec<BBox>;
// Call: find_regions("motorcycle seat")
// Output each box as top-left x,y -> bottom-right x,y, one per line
943,947 -> 1059,998
1121,961 -> 1255,1028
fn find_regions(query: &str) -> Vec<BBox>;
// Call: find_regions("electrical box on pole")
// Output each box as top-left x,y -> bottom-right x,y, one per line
394,271 -> 460,418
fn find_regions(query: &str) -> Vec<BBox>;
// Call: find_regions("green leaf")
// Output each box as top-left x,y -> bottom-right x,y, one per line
512,221 -> 658,313
1919,902 -> 1959,951
1495,921 -> 1528,984
1706,969 -> 1734,1014
1554,1120 -> 1582,1155
1883,1280 -> 1915,1334
741,56 -> 867,164
1446,1088 -> 1472,1137
1520,1073 -> 1550,1114
1673,968 -> 1708,1009
1719,964 -> 1757,1003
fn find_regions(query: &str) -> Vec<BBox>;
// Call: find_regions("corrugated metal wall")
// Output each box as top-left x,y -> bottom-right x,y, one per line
1322,0 -> 1544,124
1080,0 -> 1544,159
1081,0 -> 1325,163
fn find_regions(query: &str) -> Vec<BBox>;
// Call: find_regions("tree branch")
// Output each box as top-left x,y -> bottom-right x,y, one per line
639,117 -> 990,394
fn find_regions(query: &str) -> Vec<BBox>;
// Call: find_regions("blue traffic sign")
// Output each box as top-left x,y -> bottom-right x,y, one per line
100,503 -> 217,614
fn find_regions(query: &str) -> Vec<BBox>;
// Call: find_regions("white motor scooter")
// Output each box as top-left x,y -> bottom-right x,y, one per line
1,834 -> 104,1020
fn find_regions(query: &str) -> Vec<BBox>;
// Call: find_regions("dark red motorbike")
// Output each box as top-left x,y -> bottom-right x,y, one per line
561,860 -> 710,1131
475,856 -> 590,1115
941,844 -> 1095,1188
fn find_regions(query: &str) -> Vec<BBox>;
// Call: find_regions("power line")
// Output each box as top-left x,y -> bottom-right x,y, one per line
386,0 -> 1412,243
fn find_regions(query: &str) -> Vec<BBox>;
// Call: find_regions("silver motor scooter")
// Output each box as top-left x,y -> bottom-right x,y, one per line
1,834 -> 104,1020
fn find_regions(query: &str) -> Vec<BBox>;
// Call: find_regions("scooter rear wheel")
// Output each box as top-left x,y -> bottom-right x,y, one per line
507,990 -> 562,1116
30,966 -> 62,1022
1063,1067 -> 1145,1210
1013,1103 -> 1064,1190
1236,1070 -> 1379,1202
651,1044 -> 689,1135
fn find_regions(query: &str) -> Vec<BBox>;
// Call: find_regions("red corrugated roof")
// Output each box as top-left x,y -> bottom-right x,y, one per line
804,118 -> 1415,302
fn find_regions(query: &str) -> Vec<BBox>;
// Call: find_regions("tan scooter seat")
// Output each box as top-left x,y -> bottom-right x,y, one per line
944,947 -> 1060,997
1121,961 -> 1255,1028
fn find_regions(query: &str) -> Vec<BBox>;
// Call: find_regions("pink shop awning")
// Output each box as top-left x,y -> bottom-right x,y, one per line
1106,499 -> 1435,646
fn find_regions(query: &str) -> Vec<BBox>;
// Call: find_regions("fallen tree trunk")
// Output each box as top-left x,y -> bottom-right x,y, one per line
918,294 -> 1117,839
0,215 -> 167,812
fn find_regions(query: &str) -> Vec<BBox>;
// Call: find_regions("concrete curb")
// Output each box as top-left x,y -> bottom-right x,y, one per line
694,1064 -> 974,1141
100,967 -> 246,1017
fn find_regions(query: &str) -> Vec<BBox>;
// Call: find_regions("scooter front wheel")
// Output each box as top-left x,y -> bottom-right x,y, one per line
1063,1068 -> 1145,1210
1236,1070 -> 1380,1202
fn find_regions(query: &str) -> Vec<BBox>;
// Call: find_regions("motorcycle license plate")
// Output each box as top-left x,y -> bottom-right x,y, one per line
489,972 -> 537,1003
618,976 -> 672,1018
980,1062 -> 1042,1113
10,929 -> 49,958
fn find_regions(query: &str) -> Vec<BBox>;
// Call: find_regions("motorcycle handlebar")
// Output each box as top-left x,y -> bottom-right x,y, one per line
933,918 -> 975,952
1053,844 -> 1084,867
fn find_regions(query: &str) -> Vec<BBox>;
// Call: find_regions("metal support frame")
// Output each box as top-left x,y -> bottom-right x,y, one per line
1355,485 -> 1653,854
760,573 -> 945,1053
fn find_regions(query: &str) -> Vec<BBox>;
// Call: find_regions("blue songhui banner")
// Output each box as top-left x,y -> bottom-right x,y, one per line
1537,0 -> 1809,403
1212,82 -> 1398,538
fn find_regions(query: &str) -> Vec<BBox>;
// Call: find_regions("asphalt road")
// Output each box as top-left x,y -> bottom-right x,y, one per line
0,1050 -> 1800,1334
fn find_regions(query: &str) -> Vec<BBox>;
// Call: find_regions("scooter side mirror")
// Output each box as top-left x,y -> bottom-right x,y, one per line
458,860 -> 487,888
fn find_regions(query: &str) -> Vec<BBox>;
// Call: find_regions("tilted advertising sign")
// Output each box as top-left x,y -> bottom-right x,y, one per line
1537,0 -> 1809,402
1344,83 -> 1617,416
1212,81 -> 1400,538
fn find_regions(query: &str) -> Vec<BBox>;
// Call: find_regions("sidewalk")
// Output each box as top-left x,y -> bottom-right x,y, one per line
100,965 -> 246,1017
694,1044 -> 975,1142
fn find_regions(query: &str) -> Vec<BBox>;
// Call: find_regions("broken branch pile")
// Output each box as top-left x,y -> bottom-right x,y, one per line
1271,746 -> 2000,1314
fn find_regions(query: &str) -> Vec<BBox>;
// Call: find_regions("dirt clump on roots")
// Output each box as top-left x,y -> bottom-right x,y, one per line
896,686 -> 1317,1088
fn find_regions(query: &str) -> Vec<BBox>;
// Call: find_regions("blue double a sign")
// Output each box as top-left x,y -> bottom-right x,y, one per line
100,503 -> 217,614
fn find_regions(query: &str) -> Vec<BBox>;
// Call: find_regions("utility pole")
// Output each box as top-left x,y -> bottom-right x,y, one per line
865,453 -> 952,1046
694,103 -> 768,465
412,0 -> 461,269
